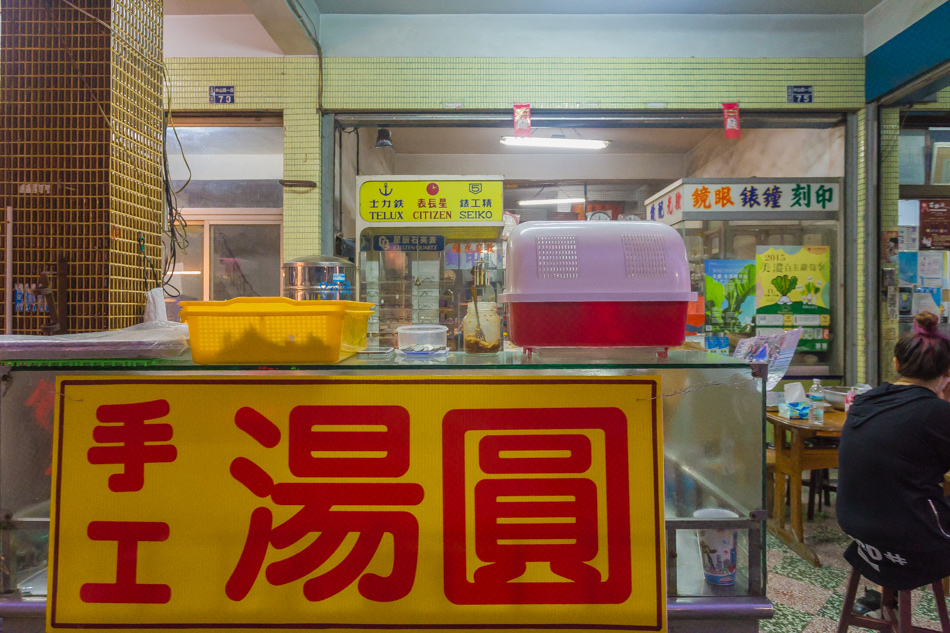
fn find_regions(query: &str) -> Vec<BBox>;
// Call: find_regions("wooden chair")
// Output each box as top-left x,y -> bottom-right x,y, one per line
838,566 -> 950,633
806,468 -> 836,520
767,447 -> 834,521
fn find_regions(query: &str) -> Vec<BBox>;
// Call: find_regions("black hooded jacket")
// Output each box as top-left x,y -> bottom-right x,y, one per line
836,382 -> 950,552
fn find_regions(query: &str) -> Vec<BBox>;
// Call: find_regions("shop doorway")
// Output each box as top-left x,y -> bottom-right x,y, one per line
885,110 -> 950,380
332,112 -> 851,378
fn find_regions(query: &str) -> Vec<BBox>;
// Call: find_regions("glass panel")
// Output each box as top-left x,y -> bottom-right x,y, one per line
662,366 -> 765,517
899,129 -> 927,185
165,126 -> 284,208
359,232 -> 504,349
505,183 -> 647,222
11,524 -> 49,597
674,528 -> 752,597
163,224 -> 204,321
932,127 -> 950,185
893,198 -> 950,342
681,218 -> 842,375
0,375 -> 56,515
210,224 -> 281,300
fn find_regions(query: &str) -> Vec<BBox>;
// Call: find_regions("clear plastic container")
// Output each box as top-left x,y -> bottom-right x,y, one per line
397,324 -> 447,354
462,301 -> 501,354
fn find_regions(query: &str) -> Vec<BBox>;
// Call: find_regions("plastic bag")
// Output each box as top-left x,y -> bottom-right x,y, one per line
733,328 -> 802,391
0,321 -> 190,360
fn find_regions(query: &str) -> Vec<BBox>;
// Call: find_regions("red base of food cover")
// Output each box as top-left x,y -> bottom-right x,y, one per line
507,301 -> 689,349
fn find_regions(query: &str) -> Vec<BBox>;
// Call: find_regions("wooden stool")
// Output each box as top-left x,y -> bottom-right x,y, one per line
838,566 -> 950,632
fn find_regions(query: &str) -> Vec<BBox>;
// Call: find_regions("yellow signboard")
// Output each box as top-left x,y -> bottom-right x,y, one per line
49,375 -> 665,632
359,179 -> 504,223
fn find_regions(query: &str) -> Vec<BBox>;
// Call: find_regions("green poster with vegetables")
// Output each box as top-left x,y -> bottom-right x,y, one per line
704,260 -> 756,335
755,246 -> 831,352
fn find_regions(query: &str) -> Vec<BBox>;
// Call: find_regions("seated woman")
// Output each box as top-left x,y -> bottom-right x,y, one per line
836,311 -> 950,591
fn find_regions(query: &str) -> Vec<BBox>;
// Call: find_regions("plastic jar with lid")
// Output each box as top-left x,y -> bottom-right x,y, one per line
462,301 -> 501,353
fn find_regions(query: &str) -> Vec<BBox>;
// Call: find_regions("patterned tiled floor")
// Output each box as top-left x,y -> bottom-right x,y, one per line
765,499 -> 948,632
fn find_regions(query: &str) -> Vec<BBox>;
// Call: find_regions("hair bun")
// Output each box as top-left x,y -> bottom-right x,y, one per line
914,311 -> 941,335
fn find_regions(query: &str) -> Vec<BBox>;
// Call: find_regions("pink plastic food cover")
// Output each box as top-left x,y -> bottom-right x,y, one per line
500,221 -> 698,303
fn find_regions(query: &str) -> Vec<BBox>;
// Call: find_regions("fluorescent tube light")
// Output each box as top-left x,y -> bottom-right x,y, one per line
171,270 -> 202,275
518,198 -> 586,206
500,136 -> 610,149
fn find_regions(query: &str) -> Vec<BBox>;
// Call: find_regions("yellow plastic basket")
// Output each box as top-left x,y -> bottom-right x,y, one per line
179,297 -> 375,365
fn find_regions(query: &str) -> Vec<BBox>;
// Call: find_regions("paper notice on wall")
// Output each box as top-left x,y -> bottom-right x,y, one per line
898,251 -> 918,285
920,200 -> 950,250
918,251 -> 945,287
755,246 -> 830,352
899,226 -> 919,251
704,260 -> 756,334
914,287 -> 944,318
882,230 -> 899,264
722,103 -> 741,139
887,286 -> 899,320
513,103 -> 531,138
899,287 -> 913,316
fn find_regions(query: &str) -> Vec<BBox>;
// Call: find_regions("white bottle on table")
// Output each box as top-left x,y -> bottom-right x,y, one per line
808,379 -> 825,424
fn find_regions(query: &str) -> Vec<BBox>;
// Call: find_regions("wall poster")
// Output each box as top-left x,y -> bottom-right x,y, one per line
920,200 -> 950,250
704,260 -> 756,336
754,246 -> 831,352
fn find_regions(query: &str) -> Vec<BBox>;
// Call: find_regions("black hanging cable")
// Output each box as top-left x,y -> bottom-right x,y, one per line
161,110 -> 191,298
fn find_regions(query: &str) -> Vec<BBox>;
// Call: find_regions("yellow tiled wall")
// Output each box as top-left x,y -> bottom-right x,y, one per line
856,108 -> 868,384
879,106 -> 901,382
323,57 -> 865,110
164,58 -> 321,259
165,56 -> 865,252
909,85 -> 950,111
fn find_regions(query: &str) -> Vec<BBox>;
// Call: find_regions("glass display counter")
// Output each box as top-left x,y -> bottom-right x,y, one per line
0,351 -> 770,633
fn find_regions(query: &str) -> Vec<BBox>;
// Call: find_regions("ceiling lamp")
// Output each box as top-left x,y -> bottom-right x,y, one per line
500,136 -> 610,150
518,198 -> 586,206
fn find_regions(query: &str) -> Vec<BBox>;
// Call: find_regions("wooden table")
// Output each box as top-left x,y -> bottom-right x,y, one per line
768,408 -> 846,567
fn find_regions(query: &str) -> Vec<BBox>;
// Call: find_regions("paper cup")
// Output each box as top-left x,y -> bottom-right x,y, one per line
694,508 -> 739,586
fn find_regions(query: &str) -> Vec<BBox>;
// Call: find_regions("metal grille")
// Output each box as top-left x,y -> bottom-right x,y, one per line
622,234 -> 667,277
536,235 -> 578,279
108,0 -> 164,329
0,0 -> 163,333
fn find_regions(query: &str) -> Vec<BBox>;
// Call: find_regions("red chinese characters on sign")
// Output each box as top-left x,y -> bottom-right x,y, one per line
87,400 -> 177,492
83,399 -> 177,604
227,406 -> 424,603
442,408 -> 633,605
80,521 -> 171,604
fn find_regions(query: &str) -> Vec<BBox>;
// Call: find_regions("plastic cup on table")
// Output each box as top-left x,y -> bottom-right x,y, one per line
693,508 -> 739,586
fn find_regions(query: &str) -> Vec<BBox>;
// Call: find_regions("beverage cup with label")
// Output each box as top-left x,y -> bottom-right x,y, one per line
693,508 -> 739,586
